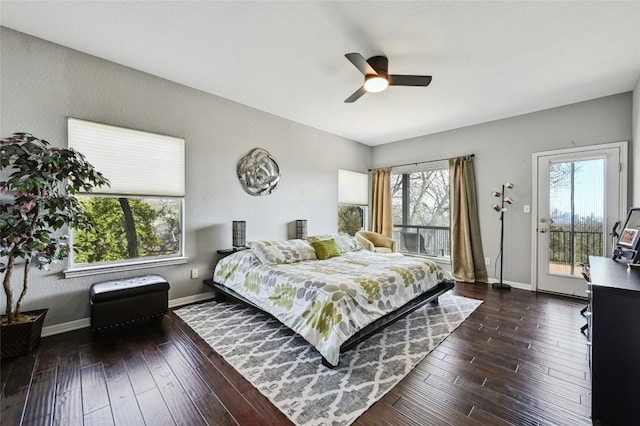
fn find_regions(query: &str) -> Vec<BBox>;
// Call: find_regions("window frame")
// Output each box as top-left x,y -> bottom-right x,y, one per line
63,118 -> 187,278
391,161 -> 451,261
337,169 -> 369,236
64,195 -> 186,278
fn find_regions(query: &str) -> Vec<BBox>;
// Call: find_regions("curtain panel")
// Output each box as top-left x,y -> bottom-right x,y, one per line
371,167 -> 393,237
449,156 -> 488,283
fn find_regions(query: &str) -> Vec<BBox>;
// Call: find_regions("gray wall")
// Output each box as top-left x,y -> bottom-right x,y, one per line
371,93 -> 634,288
0,28 -> 370,326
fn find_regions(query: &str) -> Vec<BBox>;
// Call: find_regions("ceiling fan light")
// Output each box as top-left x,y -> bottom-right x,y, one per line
364,75 -> 388,93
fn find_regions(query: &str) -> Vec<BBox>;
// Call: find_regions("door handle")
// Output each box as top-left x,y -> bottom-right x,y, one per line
539,229 -> 548,233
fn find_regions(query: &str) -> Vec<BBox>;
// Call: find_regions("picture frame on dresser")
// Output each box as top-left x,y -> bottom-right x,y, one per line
612,207 -> 640,264
618,228 -> 639,247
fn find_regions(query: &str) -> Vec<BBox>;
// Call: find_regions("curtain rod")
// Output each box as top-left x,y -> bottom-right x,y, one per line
368,153 -> 474,172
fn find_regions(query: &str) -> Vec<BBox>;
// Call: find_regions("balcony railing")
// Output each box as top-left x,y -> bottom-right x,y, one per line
392,225 -> 450,257
390,227 -> 602,263
548,229 -> 604,265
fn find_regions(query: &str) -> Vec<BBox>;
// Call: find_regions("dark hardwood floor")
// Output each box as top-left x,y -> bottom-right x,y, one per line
1,283 -> 593,425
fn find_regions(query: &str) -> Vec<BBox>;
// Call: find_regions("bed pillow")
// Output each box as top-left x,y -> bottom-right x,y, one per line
249,239 -> 317,265
309,233 -> 363,253
311,238 -> 341,260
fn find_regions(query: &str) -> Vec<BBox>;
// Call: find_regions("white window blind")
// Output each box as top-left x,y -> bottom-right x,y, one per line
68,118 -> 185,197
338,169 -> 368,205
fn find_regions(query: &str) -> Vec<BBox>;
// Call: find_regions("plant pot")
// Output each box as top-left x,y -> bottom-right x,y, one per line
1,309 -> 48,359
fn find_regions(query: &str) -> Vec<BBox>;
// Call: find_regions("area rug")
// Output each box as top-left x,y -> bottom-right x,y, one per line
174,292 -> 482,426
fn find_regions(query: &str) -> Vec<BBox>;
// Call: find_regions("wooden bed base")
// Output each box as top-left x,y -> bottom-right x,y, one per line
207,279 -> 455,367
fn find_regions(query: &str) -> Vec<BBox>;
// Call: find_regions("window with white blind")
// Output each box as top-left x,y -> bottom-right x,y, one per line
337,169 -> 368,236
65,118 -> 186,277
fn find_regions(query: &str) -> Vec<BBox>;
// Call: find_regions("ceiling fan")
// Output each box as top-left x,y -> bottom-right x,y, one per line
344,53 -> 432,103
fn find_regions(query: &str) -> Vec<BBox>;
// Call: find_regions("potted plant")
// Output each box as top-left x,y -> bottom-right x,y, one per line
1,133 -> 108,358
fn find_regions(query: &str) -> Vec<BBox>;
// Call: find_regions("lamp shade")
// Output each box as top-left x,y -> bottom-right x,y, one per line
296,219 -> 308,239
232,221 -> 246,248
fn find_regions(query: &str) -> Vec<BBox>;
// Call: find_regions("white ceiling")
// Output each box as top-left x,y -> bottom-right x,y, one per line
2,1 -> 639,146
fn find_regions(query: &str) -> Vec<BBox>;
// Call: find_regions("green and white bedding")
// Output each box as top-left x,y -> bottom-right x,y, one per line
213,241 -> 452,366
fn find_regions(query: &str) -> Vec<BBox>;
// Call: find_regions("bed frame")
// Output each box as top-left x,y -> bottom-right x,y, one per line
206,278 -> 455,367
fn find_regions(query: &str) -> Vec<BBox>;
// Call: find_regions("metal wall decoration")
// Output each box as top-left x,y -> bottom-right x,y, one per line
237,148 -> 280,196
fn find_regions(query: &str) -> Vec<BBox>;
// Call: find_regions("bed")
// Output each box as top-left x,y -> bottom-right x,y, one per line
211,234 -> 454,367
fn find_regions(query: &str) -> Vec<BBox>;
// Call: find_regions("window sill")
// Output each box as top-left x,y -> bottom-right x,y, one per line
64,256 -> 188,278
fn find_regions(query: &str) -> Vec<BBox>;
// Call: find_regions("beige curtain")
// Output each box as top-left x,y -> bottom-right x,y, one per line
371,167 -> 393,237
449,156 -> 488,283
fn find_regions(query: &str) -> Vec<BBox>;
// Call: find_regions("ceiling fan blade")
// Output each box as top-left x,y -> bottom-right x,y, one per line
345,53 -> 377,76
388,75 -> 432,87
344,86 -> 367,103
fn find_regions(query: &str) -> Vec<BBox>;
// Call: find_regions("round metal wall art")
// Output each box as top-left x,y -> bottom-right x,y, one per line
237,148 -> 280,196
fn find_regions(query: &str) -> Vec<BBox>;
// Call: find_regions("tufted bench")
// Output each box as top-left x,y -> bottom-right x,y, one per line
90,274 -> 170,332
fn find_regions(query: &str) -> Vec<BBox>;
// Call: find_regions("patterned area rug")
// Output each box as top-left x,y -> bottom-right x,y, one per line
175,292 -> 482,426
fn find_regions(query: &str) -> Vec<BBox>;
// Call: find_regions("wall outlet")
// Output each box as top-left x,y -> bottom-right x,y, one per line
485,257 -> 491,265
524,204 -> 531,213
191,268 -> 199,279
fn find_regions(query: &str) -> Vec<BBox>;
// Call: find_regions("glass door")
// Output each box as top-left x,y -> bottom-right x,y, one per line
534,143 -> 626,297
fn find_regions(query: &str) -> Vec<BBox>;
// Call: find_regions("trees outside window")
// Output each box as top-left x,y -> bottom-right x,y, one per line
391,167 -> 450,257
338,205 -> 365,236
547,159 -> 605,275
73,197 -> 181,264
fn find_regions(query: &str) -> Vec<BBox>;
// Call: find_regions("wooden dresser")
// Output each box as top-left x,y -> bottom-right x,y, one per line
587,256 -> 640,426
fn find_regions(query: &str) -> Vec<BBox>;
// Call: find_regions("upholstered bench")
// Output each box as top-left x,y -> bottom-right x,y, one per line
90,274 -> 170,332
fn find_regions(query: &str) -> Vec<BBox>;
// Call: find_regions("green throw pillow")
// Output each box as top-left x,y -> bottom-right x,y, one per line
312,238 -> 341,260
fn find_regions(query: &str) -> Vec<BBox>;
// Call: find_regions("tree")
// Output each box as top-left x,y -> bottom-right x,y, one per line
391,170 -> 449,227
338,206 -> 363,236
1,133 -> 108,323
73,197 -> 164,263
153,200 -> 181,254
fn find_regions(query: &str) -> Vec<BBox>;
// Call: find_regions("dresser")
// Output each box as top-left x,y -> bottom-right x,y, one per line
587,256 -> 640,426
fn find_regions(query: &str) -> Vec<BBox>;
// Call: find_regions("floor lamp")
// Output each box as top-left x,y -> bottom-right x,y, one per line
492,182 -> 514,289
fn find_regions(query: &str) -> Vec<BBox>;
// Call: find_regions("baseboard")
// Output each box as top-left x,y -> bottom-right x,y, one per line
487,279 -> 532,291
508,281 -> 532,291
41,291 -> 215,337
41,318 -> 90,337
168,292 -> 215,308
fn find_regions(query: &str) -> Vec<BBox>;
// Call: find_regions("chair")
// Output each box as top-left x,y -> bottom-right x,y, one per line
355,231 -> 397,253
400,231 -> 425,254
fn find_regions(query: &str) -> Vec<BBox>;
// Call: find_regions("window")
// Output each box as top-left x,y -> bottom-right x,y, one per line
337,169 -> 368,236
65,118 -> 186,276
548,158 -> 605,276
391,163 -> 450,258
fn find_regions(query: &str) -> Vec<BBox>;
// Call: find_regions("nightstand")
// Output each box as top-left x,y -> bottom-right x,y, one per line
204,248 -> 248,300
216,247 -> 248,258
